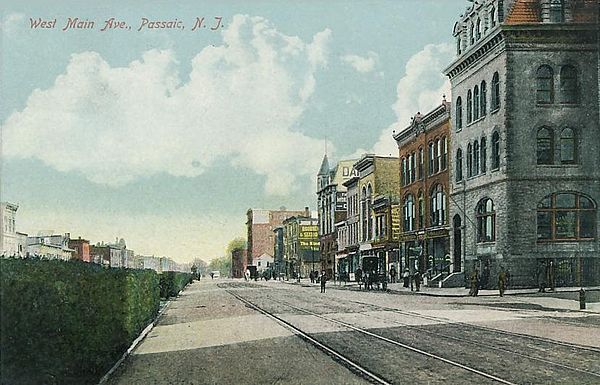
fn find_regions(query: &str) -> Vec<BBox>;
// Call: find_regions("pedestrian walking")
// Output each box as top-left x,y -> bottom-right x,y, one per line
537,261 -> 547,293
414,270 -> 421,292
469,268 -> 479,296
210,272 -> 214,280
320,271 -> 327,293
309,270 -> 314,284
548,260 -> 555,292
402,269 -> 410,288
498,266 -> 507,297
390,266 -> 397,284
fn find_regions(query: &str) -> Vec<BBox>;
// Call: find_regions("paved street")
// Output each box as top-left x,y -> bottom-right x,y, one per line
108,279 -> 600,385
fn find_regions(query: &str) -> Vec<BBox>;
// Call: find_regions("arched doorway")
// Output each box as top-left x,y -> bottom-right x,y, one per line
453,215 -> 462,272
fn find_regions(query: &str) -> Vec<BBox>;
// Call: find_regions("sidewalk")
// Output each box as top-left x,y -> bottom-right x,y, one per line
276,277 -> 598,297
270,278 -> 600,313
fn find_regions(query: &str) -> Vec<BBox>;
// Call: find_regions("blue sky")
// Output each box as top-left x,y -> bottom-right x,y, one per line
1,0 -> 466,262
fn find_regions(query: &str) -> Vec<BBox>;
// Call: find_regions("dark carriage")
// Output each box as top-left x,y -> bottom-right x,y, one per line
360,256 -> 387,291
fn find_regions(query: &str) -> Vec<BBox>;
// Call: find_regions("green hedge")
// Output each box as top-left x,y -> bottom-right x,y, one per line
159,271 -> 193,298
0,258 -> 160,385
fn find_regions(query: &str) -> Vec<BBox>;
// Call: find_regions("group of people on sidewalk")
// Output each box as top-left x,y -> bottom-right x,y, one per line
469,265 -> 509,297
468,260 -> 556,297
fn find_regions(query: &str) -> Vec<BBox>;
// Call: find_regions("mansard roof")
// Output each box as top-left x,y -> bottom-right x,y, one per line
506,0 -> 599,24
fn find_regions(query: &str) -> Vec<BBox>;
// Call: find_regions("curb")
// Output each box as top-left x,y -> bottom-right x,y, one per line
96,283 -> 191,385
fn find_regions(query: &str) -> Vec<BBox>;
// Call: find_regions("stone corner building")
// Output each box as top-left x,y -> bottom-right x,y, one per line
444,0 -> 599,288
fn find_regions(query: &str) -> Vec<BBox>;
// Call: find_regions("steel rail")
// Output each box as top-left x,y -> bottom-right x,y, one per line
271,298 -> 517,385
225,289 -> 393,385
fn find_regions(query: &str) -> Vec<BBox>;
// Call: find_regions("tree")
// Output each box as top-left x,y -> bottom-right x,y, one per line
225,237 -> 246,256
208,256 -> 231,277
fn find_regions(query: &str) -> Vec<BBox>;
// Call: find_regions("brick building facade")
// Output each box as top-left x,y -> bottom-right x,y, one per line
246,207 -> 310,266
444,0 -> 599,288
393,101 -> 452,284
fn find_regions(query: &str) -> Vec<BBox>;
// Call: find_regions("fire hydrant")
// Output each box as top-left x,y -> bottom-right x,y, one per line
579,288 -> 586,310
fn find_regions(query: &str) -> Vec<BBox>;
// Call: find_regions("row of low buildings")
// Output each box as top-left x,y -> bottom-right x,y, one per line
0,202 -> 189,272
316,0 -> 599,289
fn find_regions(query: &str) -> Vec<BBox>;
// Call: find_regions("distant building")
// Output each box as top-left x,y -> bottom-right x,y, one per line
27,233 -> 74,260
272,226 -> 284,278
231,247 -> 248,278
283,215 -> 319,278
246,207 -> 310,267
1,202 -> 19,256
69,237 -> 91,262
90,244 -> 121,267
252,253 -> 274,274
16,232 -> 28,257
316,156 -> 358,278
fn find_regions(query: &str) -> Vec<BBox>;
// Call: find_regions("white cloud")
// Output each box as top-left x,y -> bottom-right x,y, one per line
371,43 -> 453,155
2,14 -> 334,195
341,51 -> 379,73
0,12 -> 25,34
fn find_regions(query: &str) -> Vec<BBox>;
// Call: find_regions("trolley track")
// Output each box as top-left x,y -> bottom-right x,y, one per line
226,283 -> 600,384
226,286 -> 515,385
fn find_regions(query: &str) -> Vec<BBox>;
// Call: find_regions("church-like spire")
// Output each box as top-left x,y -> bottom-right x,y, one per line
318,154 -> 330,176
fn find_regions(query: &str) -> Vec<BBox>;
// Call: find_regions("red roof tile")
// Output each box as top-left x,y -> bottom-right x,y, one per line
506,0 -> 541,24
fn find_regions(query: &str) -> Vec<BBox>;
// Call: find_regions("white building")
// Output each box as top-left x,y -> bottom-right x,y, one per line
27,233 -> 74,260
1,202 -> 19,256
253,252 -> 274,273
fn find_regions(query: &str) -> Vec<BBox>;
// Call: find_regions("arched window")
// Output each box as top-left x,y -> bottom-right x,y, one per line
473,85 -> 480,120
418,147 -> 424,179
473,140 -> 480,175
401,157 -> 407,186
560,127 -> 575,164
536,65 -> 554,104
537,127 -> 554,165
430,184 -> 446,226
560,65 -> 578,104
456,96 -> 463,130
410,153 -> 416,183
490,6 -> 496,27
481,137 -> 487,173
428,142 -> 435,175
456,149 -> 463,182
403,194 -> 415,232
467,143 -> 473,177
418,192 -> 424,229
477,198 -> 496,243
367,185 -> 373,240
491,72 -> 500,110
491,131 -> 500,169
467,90 -> 473,123
537,192 -> 596,241
550,0 -> 564,23
456,37 -> 462,55
480,80 -> 487,116
476,18 -> 481,40
435,139 -> 441,173
441,137 -> 448,170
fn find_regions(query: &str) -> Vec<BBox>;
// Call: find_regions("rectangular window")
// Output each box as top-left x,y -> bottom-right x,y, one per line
537,212 -> 552,240
580,211 -> 596,238
555,211 -> 576,239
